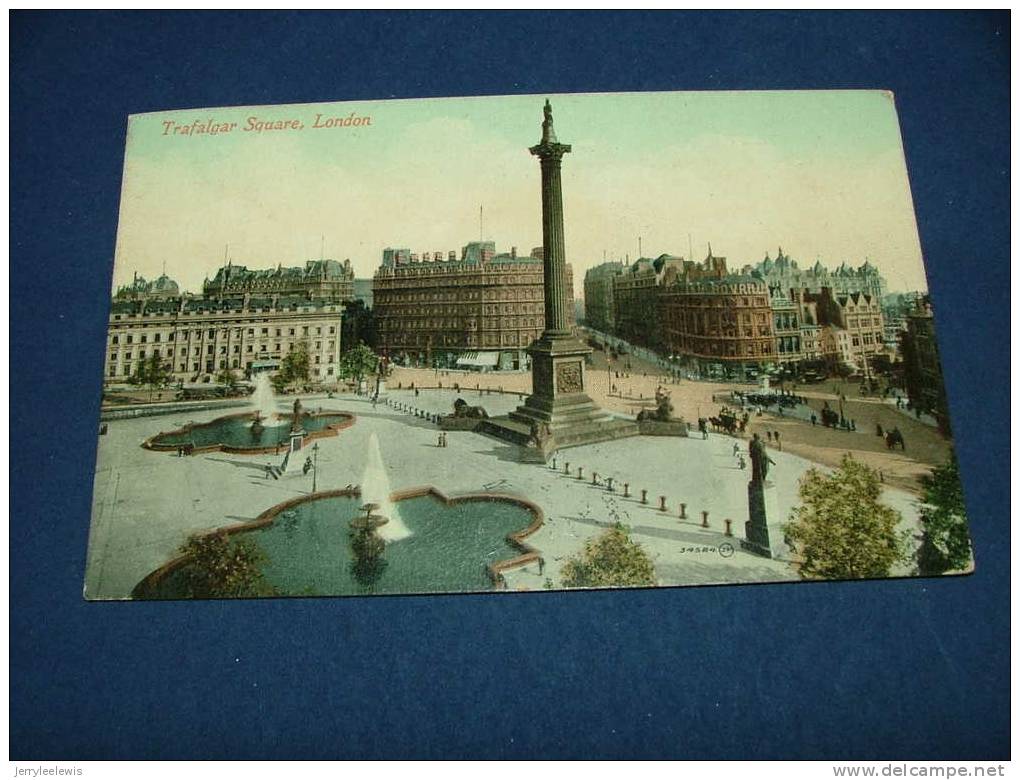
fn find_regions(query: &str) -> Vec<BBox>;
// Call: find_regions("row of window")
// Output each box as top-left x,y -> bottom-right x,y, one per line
110,325 -> 336,346
109,360 -> 338,377
382,330 -> 542,348
110,340 -> 336,362
112,305 -> 337,321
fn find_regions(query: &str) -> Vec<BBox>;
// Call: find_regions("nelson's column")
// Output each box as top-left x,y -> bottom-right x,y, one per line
482,100 -> 638,452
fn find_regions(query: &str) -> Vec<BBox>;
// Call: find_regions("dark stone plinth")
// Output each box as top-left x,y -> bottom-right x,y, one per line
439,416 -> 483,432
479,413 -> 639,454
741,479 -> 789,560
637,419 -> 690,437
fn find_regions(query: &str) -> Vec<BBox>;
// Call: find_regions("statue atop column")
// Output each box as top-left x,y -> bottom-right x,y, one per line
749,433 -> 775,483
541,99 -> 557,144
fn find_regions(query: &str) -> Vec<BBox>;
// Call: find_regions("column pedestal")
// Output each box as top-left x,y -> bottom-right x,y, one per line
741,479 -> 790,560
480,334 -> 638,453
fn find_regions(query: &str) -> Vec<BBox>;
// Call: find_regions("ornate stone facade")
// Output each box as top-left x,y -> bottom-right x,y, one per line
659,275 -> 777,375
372,243 -> 573,369
749,248 -> 887,300
104,295 -> 344,383
203,258 -> 355,302
582,260 -> 625,333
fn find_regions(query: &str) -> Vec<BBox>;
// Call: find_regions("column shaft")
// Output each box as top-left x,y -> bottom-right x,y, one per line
541,156 -> 570,335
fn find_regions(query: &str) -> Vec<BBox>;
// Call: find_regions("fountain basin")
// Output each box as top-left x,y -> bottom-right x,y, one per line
132,486 -> 544,598
142,410 -> 355,455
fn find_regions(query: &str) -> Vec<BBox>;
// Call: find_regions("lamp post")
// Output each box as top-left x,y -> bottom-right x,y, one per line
311,441 -> 320,493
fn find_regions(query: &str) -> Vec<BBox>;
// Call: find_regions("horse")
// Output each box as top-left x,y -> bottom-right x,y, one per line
885,429 -> 905,451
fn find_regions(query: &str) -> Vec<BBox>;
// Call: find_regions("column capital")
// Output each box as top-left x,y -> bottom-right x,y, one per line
529,142 -> 572,160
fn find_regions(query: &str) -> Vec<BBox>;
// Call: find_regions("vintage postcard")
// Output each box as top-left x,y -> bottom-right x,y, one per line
85,90 -> 972,600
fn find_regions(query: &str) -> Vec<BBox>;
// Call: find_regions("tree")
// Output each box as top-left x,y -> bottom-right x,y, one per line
128,353 -> 173,400
785,455 -> 909,580
561,523 -> 657,588
271,340 -> 311,393
339,342 -> 379,383
177,532 -> 271,598
281,340 -> 310,383
916,450 -> 972,575
215,367 -> 240,394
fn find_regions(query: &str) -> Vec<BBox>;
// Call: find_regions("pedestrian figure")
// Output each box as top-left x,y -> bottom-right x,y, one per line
876,423 -> 884,437
737,455 -> 747,470
811,414 -> 817,426
302,457 -> 312,475
732,442 -> 740,457
850,419 -> 856,431
774,431 -> 782,451
264,464 -> 273,479
766,431 -> 772,442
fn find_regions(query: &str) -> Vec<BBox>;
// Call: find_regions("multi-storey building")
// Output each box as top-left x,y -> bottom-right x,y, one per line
803,287 -> 885,373
612,258 -> 660,349
749,248 -> 888,300
104,293 -> 344,384
659,274 -> 776,379
202,258 -> 355,302
901,297 -> 949,433
881,290 -> 924,349
769,286 -> 803,366
372,242 -> 573,370
582,260 -> 625,333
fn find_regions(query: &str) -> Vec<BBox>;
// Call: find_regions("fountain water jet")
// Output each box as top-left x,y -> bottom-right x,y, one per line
250,373 -> 284,425
361,432 -> 411,542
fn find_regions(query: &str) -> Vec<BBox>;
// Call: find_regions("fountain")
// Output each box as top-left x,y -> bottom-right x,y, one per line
361,432 -> 412,542
251,372 -> 281,424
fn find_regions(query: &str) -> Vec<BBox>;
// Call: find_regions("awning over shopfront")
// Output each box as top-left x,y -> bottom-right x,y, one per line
455,352 -> 500,368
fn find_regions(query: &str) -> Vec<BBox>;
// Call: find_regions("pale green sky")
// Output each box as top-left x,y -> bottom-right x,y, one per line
114,90 -> 928,294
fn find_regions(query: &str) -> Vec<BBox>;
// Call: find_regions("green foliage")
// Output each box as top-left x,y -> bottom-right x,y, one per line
785,455 -> 909,580
281,340 -> 311,383
270,341 -> 311,393
215,367 -> 240,391
917,450 -> 972,575
128,353 -> 173,397
177,532 -> 271,598
339,342 -> 379,382
349,518 -> 387,586
560,523 -> 657,588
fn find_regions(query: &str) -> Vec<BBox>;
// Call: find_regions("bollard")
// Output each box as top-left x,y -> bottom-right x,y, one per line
606,477 -> 614,492
592,472 -> 599,486
623,483 -> 630,497
679,502 -> 687,520
640,489 -> 648,504
659,495 -> 667,512
577,467 -> 584,480
701,510 -> 709,528
724,519 -> 733,537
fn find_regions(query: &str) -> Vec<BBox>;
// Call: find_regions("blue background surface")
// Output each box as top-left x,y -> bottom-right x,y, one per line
10,11 -> 1010,759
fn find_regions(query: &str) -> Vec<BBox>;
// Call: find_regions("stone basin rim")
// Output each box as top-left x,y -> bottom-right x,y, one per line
131,485 -> 545,599
141,409 -> 356,456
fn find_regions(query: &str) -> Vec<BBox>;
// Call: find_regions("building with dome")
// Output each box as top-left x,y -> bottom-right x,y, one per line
114,271 -> 182,301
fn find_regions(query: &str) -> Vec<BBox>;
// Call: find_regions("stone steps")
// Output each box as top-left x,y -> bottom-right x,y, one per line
478,414 -> 639,450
